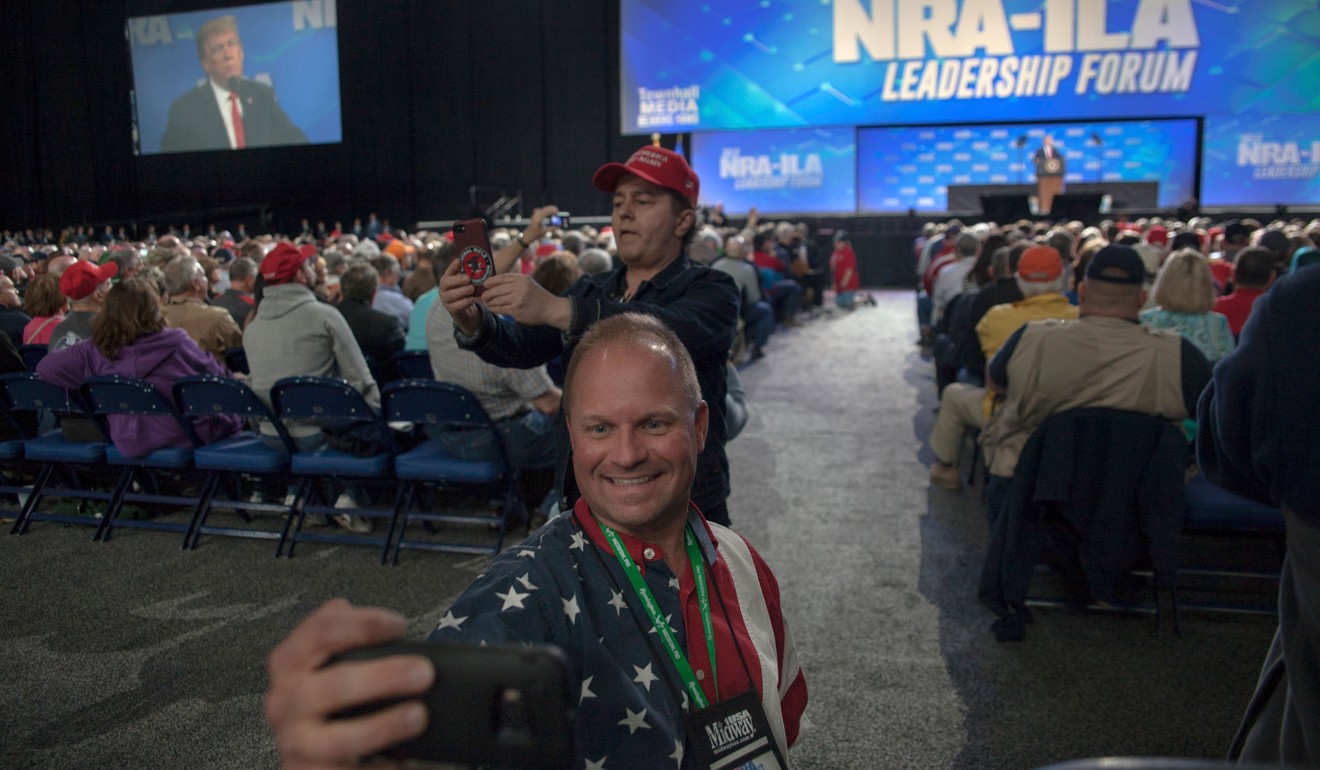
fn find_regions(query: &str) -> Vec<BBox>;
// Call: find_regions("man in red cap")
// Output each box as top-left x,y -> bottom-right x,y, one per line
48,259 -> 117,352
244,242 -> 379,533
439,146 -> 740,525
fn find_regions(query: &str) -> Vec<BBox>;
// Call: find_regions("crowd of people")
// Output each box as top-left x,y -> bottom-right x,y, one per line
917,213 -> 1319,765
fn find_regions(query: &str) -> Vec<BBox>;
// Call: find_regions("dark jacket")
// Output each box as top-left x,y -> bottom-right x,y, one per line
459,254 -> 739,514
979,408 -> 1187,637
213,289 -> 254,331
160,80 -> 308,154
335,298 -> 405,374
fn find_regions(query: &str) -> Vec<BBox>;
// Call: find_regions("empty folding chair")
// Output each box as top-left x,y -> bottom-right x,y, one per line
172,375 -> 299,553
270,376 -> 403,563
1,372 -> 110,535
382,379 -> 526,563
78,375 -> 204,542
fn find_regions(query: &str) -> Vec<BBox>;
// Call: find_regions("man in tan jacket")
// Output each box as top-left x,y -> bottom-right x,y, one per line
161,254 -> 243,363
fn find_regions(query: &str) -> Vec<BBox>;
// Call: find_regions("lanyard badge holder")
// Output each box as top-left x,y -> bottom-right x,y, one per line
598,520 -> 789,770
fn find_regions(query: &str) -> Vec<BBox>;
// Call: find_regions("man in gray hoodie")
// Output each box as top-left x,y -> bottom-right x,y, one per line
244,242 -> 378,532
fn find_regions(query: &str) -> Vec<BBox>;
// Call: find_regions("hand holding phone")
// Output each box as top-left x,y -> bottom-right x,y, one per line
453,219 -> 495,297
330,640 -> 575,769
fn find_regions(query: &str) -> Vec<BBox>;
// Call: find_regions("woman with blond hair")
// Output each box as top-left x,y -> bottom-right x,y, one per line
1140,248 -> 1235,364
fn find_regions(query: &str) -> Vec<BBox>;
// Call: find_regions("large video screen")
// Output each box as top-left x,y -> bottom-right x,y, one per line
690,127 -> 857,215
856,119 -> 1197,213
1201,114 -> 1320,208
620,0 -> 1320,134
128,1 -> 341,155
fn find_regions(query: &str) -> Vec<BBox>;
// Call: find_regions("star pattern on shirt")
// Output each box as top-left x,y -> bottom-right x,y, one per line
435,611 -> 466,631
668,576 -> 680,590
618,707 -> 651,734
496,585 -> 530,611
648,613 -> 675,635
515,572 -> 537,592
608,589 -> 628,615
563,595 -> 581,625
580,675 -> 596,703
584,757 -> 607,770
633,662 -> 659,692
517,548 -> 537,558
669,739 -> 684,768
570,530 -> 587,551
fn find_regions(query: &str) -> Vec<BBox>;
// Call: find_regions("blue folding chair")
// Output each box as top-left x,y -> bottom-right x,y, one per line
173,375 -> 298,553
270,376 -> 404,563
18,344 -> 48,372
382,379 -> 526,563
78,376 -> 203,543
1,372 -> 110,535
390,350 -> 435,380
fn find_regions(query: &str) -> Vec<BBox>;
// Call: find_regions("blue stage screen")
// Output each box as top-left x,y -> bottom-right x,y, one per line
690,127 -> 857,215
856,119 -> 1197,213
1201,114 -> 1320,208
620,0 -> 1320,134
129,1 -> 342,155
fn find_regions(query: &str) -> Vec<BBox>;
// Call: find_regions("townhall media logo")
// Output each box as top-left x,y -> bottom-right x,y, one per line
635,85 -> 701,129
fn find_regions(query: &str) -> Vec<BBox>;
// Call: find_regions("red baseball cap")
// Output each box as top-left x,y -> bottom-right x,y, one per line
1016,245 -> 1063,282
1146,225 -> 1169,246
59,260 -> 118,301
260,243 -> 318,285
592,146 -> 700,207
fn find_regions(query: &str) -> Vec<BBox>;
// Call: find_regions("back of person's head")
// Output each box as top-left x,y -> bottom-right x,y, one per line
23,273 -> 65,317
561,231 -> 587,256
1233,247 -> 1276,288
1007,241 -> 1030,275
578,248 -> 611,276
91,278 -> 165,360
228,256 -> 258,285
1170,230 -> 1202,253
1081,244 -> 1147,318
956,232 -> 979,258
1151,249 -> 1214,313
752,231 -> 772,252
1014,245 -> 1066,297
1258,228 -> 1291,261
139,265 -> 168,302
163,255 -> 203,297
1046,230 -> 1075,261
369,254 -> 399,277
107,247 -> 140,275
531,253 -> 582,296
723,235 -> 749,260
562,313 -> 699,419
990,246 -> 1013,280
239,241 -> 266,262
339,262 -> 379,303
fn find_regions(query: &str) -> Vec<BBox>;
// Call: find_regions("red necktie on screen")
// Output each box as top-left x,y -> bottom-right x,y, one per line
229,92 -> 246,149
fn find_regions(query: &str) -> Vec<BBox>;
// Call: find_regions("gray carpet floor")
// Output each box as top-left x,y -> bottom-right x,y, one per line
0,290 -> 1277,769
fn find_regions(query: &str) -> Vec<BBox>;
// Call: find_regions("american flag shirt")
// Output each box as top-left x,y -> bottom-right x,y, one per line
428,498 -> 808,770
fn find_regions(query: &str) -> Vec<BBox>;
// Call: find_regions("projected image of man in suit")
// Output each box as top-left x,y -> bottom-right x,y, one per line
159,15 -> 308,154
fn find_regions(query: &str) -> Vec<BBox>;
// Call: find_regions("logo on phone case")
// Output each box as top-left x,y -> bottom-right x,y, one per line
460,246 -> 494,285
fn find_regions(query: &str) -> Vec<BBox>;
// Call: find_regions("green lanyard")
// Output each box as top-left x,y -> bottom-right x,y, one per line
597,520 -> 718,709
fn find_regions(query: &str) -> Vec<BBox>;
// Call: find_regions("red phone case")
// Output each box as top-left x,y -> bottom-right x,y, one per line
453,218 -> 495,296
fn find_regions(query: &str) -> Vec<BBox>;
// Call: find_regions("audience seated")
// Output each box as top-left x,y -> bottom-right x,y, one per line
334,261 -> 406,373
929,245 -> 1077,490
161,255 -> 244,362
213,256 -> 258,330
1140,249 -> 1235,365
35,278 -> 242,457
368,254 -> 413,332
21,273 -> 67,346
713,234 -> 773,361
0,273 -> 29,348
931,232 -> 980,326
1213,246 -> 1275,338
48,260 -> 117,353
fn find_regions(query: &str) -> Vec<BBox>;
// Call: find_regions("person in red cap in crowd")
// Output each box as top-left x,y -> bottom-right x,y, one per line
440,145 -> 740,526
244,242 -> 379,533
928,245 -> 1078,490
47,259 -> 117,352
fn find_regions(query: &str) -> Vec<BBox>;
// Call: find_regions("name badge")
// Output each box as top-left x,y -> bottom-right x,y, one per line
683,690 -> 788,770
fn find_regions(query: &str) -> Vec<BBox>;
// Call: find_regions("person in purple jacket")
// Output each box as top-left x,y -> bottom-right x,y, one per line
36,277 -> 242,457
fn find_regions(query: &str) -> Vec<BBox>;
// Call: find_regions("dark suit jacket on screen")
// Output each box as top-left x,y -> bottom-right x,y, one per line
160,79 -> 308,153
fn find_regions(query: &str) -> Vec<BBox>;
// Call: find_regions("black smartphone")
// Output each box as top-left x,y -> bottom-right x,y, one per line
453,218 -> 495,297
330,640 -> 575,769
542,213 -> 571,229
